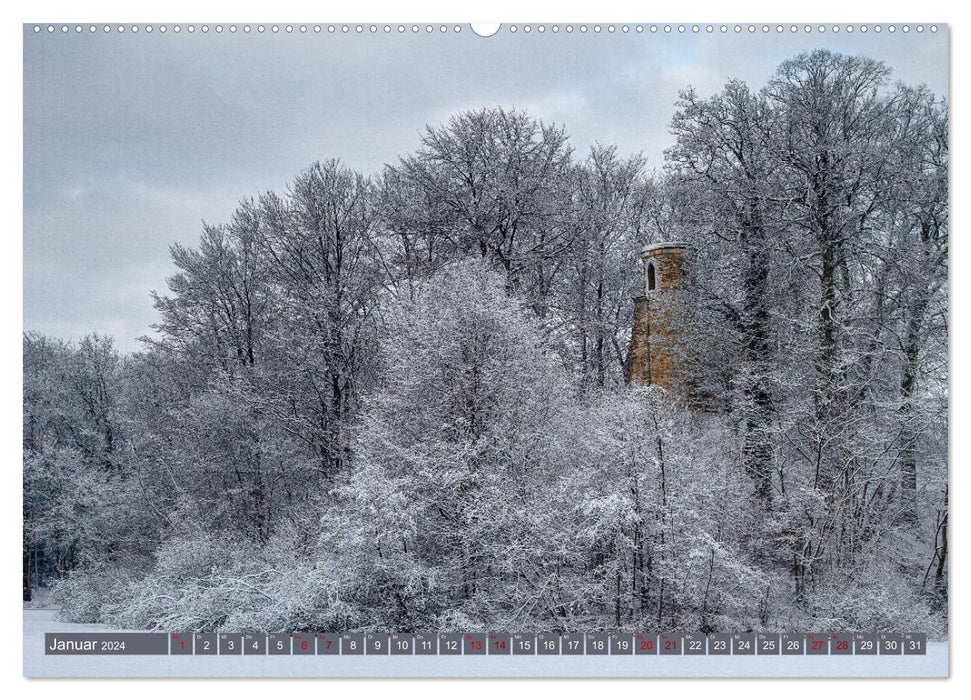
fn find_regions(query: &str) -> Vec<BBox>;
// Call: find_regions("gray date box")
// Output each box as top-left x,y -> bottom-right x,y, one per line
390,633 -> 414,655
855,633 -> 878,655
806,633 -> 828,655
267,633 -> 289,655
781,633 -> 805,655
488,633 -> 511,655
561,633 -> 584,655
512,633 -> 535,655
439,633 -> 462,655
732,633 -> 755,655
219,633 -> 242,655
341,633 -> 364,655
244,633 -> 266,655
757,633 -> 780,654
586,633 -> 609,655
830,634 -> 852,655
635,633 -> 657,655
170,633 -> 192,655
904,633 -> 926,655
683,632 -> 705,655
537,633 -> 560,655
659,632 -> 682,655
708,633 -> 731,655
464,633 -> 486,655
879,633 -> 903,655
414,634 -> 437,655
292,633 -> 314,655
611,633 -> 633,655
366,633 -> 389,655
194,633 -> 217,655
317,633 -> 339,655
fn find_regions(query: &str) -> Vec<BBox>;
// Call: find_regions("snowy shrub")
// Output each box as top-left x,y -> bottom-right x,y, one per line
51,565 -> 133,625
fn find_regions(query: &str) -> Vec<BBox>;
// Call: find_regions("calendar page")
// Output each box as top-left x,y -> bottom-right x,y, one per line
22,21 -> 948,678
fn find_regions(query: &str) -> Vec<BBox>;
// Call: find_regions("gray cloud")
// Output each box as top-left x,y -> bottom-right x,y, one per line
24,26 -> 948,351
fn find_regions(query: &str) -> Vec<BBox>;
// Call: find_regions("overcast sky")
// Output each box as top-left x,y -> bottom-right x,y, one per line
23,25 -> 948,351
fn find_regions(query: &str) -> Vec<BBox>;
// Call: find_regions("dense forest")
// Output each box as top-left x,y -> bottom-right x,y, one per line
24,50 -> 948,636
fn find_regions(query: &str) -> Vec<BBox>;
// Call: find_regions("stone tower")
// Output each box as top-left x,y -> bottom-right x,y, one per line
626,242 -> 687,390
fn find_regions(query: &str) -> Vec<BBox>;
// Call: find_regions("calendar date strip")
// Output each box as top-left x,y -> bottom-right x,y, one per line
45,632 -> 927,656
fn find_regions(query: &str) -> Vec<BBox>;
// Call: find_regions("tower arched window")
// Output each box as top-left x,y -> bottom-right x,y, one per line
647,261 -> 657,292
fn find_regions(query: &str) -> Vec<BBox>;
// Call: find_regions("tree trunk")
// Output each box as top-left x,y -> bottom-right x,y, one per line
739,210 -> 775,505
23,539 -> 32,602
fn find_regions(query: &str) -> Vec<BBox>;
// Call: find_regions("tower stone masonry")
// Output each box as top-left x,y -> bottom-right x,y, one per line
626,242 -> 687,391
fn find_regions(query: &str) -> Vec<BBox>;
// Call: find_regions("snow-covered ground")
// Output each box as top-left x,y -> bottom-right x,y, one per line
23,608 -> 949,678
26,608 -> 120,635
